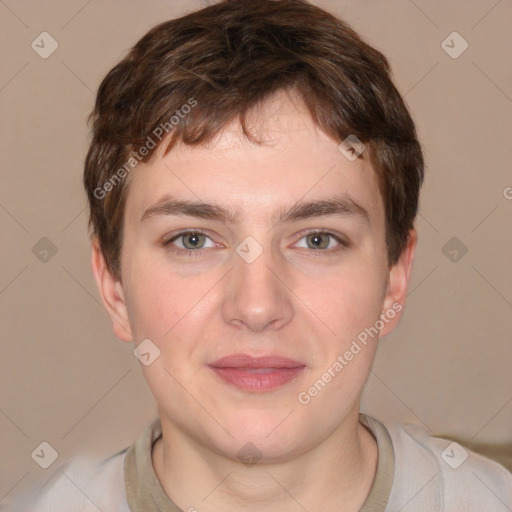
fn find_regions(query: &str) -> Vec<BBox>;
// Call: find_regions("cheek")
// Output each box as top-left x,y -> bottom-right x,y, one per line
125,255 -> 221,364
295,264 -> 385,410
126,263 -> 203,399
124,257 -> 186,340
300,259 -> 385,344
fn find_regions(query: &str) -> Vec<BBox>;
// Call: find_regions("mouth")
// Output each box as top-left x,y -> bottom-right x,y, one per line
207,354 -> 306,392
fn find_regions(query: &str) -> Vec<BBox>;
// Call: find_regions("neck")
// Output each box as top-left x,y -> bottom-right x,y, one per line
152,410 -> 378,512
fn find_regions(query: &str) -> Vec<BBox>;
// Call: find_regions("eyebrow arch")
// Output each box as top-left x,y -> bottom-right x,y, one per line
140,194 -> 370,225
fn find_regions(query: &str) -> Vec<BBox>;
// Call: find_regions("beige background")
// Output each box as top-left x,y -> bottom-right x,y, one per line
1,0 -> 511,504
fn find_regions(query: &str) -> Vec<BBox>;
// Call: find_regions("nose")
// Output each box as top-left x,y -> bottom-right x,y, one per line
221,243 -> 294,332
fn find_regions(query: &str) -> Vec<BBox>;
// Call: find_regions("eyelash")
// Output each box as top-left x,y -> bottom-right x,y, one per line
163,229 -> 349,257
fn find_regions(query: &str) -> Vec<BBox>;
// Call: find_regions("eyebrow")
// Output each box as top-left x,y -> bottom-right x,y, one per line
140,194 -> 370,225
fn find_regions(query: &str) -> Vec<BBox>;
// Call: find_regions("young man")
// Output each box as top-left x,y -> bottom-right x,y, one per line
10,0 -> 512,510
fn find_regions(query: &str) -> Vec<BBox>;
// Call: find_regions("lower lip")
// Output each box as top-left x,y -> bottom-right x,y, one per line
208,366 -> 305,392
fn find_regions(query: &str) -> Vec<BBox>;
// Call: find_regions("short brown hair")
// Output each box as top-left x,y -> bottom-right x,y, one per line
84,0 -> 424,280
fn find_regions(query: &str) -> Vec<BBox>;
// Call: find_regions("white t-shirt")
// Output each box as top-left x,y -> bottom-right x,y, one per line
5,413 -> 512,511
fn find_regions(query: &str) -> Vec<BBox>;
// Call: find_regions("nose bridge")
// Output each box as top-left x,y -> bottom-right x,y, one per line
222,237 -> 294,331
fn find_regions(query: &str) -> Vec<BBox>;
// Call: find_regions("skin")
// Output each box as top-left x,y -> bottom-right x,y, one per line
92,89 -> 417,512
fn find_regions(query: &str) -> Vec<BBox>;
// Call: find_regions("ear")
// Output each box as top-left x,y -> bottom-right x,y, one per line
91,237 -> 133,342
379,228 -> 417,338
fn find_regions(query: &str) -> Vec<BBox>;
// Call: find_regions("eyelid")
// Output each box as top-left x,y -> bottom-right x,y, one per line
163,229 -> 221,252
163,228 -> 214,245
291,228 -> 350,249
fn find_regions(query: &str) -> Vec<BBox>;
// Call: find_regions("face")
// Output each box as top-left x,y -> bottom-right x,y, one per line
93,90 -> 415,462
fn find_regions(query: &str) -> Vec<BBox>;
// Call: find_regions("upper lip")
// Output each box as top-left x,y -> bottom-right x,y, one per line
208,354 -> 305,369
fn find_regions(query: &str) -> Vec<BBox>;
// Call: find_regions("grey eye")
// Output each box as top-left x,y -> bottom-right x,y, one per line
305,233 -> 331,250
181,232 -> 207,249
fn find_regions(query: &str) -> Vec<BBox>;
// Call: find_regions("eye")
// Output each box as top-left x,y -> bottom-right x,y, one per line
294,230 -> 347,251
162,229 -> 349,257
163,230 -> 217,253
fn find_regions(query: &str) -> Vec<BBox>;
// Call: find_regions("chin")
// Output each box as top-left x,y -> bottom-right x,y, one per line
219,413 -> 305,456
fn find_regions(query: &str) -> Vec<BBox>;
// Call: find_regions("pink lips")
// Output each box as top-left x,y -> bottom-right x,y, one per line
208,354 -> 305,392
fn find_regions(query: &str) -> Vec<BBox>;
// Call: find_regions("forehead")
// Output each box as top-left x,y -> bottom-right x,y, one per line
124,90 -> 383,225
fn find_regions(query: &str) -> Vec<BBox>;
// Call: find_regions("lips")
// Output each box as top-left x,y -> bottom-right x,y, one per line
208,354 -> 305,370
207,354 -> 305,392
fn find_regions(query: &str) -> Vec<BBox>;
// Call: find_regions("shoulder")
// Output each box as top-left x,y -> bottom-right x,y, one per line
6,448 -> 130,512
382,418 -> 512,511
